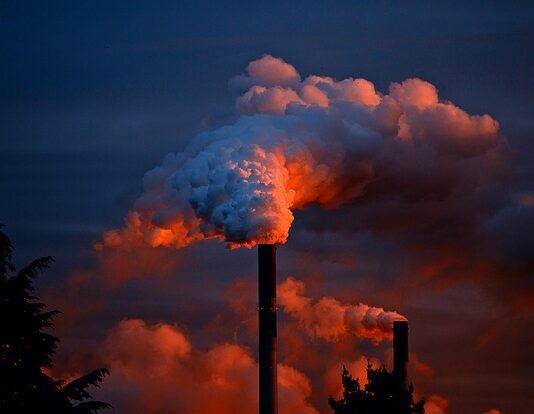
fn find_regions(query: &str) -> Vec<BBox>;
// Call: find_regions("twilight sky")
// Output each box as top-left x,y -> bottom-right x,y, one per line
1,2 -> 533,413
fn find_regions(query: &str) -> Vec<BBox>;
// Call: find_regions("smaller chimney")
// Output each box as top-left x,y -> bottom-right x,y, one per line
393,320 -> 409,388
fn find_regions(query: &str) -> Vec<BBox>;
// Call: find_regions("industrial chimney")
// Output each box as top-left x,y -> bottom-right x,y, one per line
393,320 -> 409,388
258,244 -> 278,414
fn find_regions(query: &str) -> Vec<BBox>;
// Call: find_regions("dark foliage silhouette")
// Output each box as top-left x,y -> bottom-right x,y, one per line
0,224 -> 111,414
328,362 -> 426,414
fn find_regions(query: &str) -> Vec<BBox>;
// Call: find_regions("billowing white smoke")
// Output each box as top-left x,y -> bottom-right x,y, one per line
278,277 -> 405,343
99,54 -> 500,249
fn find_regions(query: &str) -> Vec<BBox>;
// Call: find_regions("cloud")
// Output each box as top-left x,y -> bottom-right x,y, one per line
99,55 -> 501,252
278,277 -> 405,343
425,394 -> 449,414
93,319 -> 319,414
519,194 -> 534,206
323,356 -> 381,400
485,195 -> 534,264
236,85 -> 304,115
229,54 -> 301,91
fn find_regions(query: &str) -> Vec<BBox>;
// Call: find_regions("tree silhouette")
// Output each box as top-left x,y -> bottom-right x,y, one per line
0,224 -> 111,413
328,362 -> 426,414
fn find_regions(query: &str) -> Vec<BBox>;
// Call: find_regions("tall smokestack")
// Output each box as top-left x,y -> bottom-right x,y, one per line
393,320 -> 409,388
258,244 -> 277,414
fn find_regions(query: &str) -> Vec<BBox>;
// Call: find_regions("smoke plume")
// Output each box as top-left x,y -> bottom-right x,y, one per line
425,395 -> 449,414
93,319 -> 319,414
278,277 -> 406,343
99,54 -> 500,250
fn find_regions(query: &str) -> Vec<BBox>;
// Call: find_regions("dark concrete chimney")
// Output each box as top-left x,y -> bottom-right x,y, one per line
393,320 -> 409,388
258,244 -> 277,414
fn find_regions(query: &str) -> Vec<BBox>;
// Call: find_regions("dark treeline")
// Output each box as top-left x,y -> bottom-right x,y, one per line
0,225 -> 111,414
329,363 -> 426,414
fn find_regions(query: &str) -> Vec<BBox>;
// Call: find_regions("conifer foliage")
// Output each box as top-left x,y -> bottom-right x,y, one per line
328,362 -> 426,414
0,225 -> 111,413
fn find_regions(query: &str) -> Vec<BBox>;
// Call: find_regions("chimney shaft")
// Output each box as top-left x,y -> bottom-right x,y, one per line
258,244 -> 278,414
393,320 -> 409,388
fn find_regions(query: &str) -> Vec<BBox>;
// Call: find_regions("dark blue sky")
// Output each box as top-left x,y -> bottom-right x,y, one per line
1,2 -> 533,413
2,2 -> 533,250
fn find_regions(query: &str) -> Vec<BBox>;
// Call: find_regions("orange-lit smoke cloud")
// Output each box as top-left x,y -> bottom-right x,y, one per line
98,54 -> 500,251
278,277 -> 406,343
425,394 -> 449,414
94,319 -> 319,414
323,356 -> 380,400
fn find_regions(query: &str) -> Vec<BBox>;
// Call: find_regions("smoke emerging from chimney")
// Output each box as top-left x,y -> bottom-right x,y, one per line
278,277 -> 406,343
98,55 -> 500,250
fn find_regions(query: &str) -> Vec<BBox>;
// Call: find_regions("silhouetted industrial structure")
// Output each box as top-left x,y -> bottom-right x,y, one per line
393,320 -> 409,388
258,244 -> 278,414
